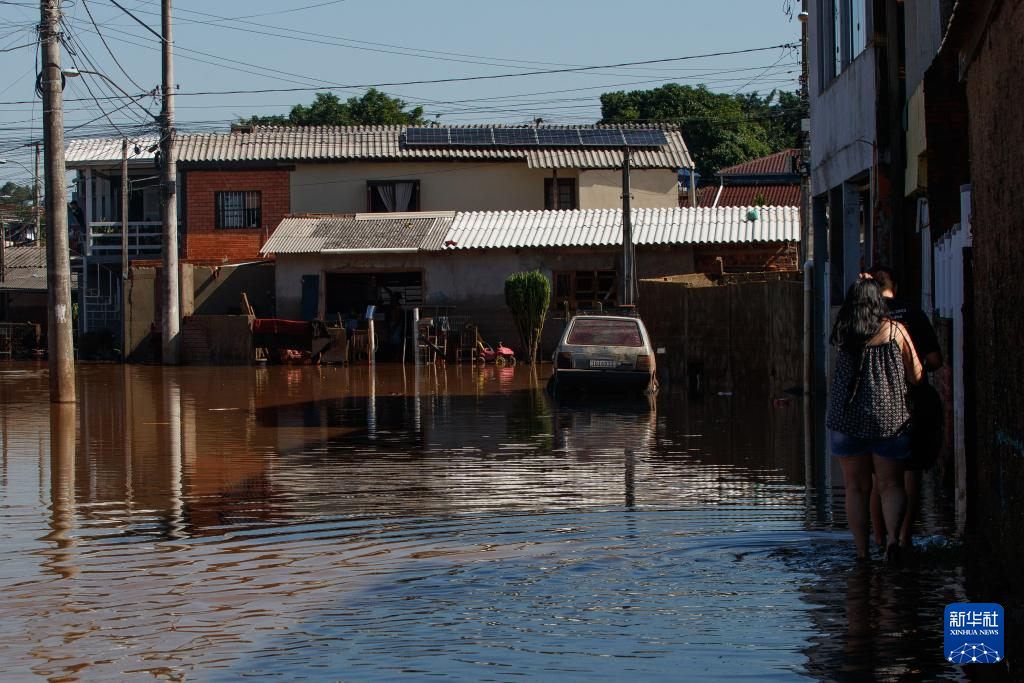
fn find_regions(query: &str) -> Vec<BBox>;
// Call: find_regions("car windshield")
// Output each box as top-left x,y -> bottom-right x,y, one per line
566,318 -> 643,347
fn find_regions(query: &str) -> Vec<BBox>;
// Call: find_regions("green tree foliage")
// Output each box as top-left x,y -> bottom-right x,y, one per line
599,84 -> 801,181
504,270 -> 552,365
0,181 -> 34,204
240,89 -> 426,127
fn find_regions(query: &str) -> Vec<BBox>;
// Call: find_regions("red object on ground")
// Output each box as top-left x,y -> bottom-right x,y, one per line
252,318 -> 312,336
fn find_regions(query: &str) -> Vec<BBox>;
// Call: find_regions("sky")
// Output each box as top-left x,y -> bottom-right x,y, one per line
0,0 -> 800,188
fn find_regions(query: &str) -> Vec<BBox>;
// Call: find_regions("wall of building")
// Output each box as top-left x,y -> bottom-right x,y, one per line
275,245 -> 696,358
291,162 -> 568,214
963,0 -> 1024,591
578,170 -> 679,208
808,31 -> 877,195
184,168 -> 290,262
290,162 -> 679,214
693,242 -> 799,273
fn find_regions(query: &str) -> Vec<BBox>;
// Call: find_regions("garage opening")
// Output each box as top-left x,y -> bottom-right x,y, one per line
323,271 -> 423,361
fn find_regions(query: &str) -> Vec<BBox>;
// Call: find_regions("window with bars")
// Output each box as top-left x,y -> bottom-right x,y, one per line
544,178 -> 577,210
215,191 -> 262,229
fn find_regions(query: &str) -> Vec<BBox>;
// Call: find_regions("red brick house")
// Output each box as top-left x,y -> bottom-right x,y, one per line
697,149 -> 801,208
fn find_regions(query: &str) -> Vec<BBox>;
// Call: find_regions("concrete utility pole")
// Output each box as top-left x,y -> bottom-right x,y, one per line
120,138 -> 129,358
621,147 -> 635,306
40,0 -> 75,404
160,0 -> 180,364
34,142 -> 41,244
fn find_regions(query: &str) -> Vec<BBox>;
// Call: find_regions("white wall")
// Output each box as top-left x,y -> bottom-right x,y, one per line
809,22 -> 877,195
289,162 -> 680,214
579,169 -> 679,208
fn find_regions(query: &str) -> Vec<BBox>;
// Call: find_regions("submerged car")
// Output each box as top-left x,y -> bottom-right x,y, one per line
550,314 -> 657,394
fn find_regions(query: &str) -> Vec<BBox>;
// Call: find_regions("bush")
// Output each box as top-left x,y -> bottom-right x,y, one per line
504,270 -> 551,365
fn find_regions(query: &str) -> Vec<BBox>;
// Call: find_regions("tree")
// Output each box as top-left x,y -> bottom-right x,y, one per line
240,89 -> 426,127
599,84 -> 800,181
0,181 -> 33,204
504,270 -> 551,365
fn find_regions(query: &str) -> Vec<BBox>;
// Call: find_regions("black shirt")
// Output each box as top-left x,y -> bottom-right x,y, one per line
883,296 -> 942,365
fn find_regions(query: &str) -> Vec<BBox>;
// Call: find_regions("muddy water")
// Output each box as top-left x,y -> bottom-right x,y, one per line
0,364 -> 971,681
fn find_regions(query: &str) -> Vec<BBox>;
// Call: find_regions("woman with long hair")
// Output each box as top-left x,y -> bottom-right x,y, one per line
827,278 -> 923,562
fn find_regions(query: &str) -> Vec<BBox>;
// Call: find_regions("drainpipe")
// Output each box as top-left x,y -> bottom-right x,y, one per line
711,175 -> 725,208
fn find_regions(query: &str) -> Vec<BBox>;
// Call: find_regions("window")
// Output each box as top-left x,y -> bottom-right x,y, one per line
820,0 -> 869,89
848,0 -> 867,60
553,270 -> 617,311
368,180 -> 420,212
544,178 -> 577,210
567,318 -> 643,347
215,191 -> 261,229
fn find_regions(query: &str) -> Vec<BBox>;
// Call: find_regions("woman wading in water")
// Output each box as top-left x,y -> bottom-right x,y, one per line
827,279 -> 923,563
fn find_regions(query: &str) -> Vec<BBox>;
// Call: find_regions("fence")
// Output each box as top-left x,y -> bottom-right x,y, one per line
638,272 -> 803,396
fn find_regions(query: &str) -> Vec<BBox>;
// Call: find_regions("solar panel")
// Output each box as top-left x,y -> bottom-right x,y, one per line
536,128 -> 582,146
405,128 -> 450,146
493,128 -> 538,146
579,129 -> 627,146
448,128 -> 495,146
623,130 -> 669,147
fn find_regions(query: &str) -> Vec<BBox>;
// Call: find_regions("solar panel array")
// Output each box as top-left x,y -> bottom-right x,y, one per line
404,127 -> 669,148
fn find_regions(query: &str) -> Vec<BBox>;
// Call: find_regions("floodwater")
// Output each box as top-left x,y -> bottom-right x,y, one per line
0,363 -> 978,681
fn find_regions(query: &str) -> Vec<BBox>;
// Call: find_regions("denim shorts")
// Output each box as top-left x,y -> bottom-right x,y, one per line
829,430 -> 911,460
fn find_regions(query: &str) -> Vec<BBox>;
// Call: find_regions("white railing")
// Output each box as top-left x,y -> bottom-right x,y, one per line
83,221 -> 164,257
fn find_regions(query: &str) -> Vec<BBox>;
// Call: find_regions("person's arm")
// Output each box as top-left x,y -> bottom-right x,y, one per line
911,308 -> 944,371
895,322 -> 924,386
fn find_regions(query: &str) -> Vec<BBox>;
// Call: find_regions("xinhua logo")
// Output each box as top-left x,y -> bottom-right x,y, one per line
944,603 -> 1004,664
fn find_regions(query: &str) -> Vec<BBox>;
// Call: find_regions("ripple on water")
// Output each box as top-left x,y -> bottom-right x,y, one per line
0,364 -> 969,681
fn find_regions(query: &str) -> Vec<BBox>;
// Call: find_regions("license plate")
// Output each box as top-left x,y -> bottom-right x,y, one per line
589,359 -> 615,368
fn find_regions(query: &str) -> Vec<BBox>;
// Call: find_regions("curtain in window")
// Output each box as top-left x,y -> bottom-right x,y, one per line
395,181 -> 415,212
375,184 -> 396,212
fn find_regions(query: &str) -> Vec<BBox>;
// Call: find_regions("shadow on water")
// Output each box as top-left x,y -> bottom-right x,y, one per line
0,362 -> 997,681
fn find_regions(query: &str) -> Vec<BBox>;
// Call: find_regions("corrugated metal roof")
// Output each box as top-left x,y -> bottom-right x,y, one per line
0,245 -> 78,291
67,124 -> 692,170
717,149 -> 799,176
698,184 -> 801,208
260,212 -> 454,255
441,207 -> 799,250
64,136 -> 159,165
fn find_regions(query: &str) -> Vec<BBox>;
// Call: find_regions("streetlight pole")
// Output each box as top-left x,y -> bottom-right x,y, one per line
39,0 -> 76,403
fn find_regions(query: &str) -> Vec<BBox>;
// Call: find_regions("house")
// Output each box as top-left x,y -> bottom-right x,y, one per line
64,123 -> 692,348
262,206 -> 800,358
697,149 -> 802,208
809,0 -> 1022,628
0,244 -> 77,331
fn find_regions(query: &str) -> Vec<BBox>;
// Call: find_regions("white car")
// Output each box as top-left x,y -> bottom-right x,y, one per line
550,314 -> 657,393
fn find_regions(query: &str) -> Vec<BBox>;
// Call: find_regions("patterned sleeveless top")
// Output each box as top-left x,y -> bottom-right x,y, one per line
826,324 -> 912,439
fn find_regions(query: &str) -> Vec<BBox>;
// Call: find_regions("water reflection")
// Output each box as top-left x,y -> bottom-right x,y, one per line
0,363 -> 974,680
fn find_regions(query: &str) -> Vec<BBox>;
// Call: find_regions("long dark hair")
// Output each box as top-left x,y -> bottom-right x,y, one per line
830,279 -> 889,405
830,278 -> 887,351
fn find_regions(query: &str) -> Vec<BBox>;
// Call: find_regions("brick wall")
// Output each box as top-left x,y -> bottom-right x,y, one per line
184,168 -> 289,262
693,242 -> 799,273
964,0 -> 1024,592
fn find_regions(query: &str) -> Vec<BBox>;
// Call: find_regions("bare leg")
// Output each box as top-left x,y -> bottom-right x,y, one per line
837,454 -> 874,558
872,455 -> 906,559
870,474 -> 886,547
900,469 -> 922,547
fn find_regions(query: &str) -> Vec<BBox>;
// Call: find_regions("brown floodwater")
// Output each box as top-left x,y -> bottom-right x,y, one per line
0,363 -> 979,681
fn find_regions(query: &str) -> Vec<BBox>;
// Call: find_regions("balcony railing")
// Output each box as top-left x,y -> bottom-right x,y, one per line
82,221 -> 165,258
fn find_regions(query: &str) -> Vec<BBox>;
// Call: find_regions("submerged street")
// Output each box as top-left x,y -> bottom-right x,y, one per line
0,364 -> 974,680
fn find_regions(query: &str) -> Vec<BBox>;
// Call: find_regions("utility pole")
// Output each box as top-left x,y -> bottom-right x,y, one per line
120,138 -> 129,359
160,0 -> 180,364
621,147 -> 635,307
34,142 -> 41,244
40,0 -> 75,403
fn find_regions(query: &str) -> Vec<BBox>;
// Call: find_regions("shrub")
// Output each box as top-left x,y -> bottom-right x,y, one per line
504,270 -> 551,364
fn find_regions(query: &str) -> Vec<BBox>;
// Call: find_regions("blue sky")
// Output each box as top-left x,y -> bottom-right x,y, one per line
0,0 -> 800,185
